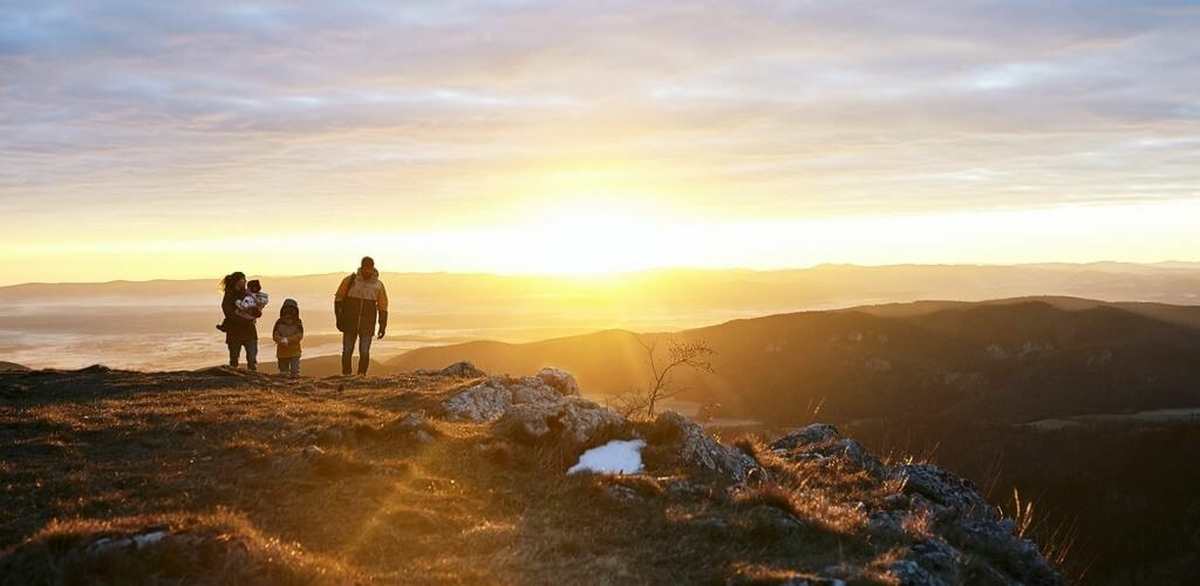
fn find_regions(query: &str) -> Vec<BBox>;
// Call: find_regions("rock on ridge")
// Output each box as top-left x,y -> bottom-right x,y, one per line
442,369 -> 586,424
441,379 -> 512,422
535,367 -> 580,396
495,396 -> 625,445
415,361 -> 487,378
653,411 -> 760,482
770,424 -> 1063,586
770,423 -> 885,476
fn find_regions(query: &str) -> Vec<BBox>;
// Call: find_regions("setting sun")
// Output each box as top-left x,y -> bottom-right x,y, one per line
501,198 -> 664,275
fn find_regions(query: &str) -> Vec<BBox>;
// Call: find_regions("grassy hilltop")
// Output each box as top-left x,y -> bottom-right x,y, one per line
0,366 -> 1062,585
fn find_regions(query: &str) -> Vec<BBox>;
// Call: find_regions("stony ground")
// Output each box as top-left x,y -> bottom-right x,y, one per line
0,365 -> 1062,585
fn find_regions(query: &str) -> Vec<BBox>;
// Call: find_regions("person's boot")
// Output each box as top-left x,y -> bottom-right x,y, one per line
357,361 -> 369,376
341,355 -> 352,376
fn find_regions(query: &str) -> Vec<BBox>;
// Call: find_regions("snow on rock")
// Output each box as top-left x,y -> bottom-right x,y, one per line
132,531 -> 168,548
442,379 -> 513,422
568,439 -> 646,475
87,531 -> 170,555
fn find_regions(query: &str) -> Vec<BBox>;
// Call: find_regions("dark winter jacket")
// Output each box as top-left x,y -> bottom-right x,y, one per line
222,291 -> 257,343
272,298 -> 304,358
334,268 -> 388,336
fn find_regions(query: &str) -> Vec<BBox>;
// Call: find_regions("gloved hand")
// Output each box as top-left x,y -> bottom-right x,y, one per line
280,337 -> 289,345
377,328 -> 385,340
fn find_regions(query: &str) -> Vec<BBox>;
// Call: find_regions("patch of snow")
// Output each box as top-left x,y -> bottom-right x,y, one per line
567,439 -> 646,475
133,531 -> 167,548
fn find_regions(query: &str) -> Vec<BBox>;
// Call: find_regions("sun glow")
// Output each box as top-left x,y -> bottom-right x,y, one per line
3,198 -> 1198,285
500,198 -> 669,275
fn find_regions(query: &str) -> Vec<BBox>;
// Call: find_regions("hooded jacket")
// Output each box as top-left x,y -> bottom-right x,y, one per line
272,298 -> 304,358
334,268 -> 388,336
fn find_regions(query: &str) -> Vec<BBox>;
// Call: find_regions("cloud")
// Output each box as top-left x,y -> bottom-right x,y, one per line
0,0 -> 1198,238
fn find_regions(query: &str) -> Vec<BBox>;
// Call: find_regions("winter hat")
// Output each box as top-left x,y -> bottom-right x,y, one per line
280,298 -> 300,318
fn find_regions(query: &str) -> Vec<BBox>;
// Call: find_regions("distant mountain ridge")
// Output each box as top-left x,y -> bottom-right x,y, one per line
3,263 -> 1199,371
387,296 -> 1200,424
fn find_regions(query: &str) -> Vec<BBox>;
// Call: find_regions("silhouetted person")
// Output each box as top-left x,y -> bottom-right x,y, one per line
219,271 -> 258,370
334,256 -> 388,376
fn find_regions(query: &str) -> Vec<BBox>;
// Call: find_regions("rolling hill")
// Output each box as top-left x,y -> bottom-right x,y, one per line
387,297 -> 1200,424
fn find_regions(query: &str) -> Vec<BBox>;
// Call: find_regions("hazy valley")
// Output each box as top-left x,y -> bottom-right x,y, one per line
3,262 -> 1198,372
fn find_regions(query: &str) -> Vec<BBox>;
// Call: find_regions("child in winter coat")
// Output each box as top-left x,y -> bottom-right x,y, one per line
272,298 -> 303,376
236,279 -> 269,320
217,279 -> 269,332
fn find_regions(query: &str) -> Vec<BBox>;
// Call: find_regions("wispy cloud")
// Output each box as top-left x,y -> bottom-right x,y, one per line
0,0 -> 1197,247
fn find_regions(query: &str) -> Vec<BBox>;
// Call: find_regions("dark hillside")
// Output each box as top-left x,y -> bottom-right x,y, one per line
845,415 -> 1200,585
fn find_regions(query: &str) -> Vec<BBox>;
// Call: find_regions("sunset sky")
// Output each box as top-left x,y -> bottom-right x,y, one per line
2,1 -> 1198,284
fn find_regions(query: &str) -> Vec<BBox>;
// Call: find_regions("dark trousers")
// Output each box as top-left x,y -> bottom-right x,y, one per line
342,331 -> 373,375
277,355 -> 300,376
228,339 -> 258,370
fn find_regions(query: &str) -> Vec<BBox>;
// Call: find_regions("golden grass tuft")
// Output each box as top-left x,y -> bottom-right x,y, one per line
0,509 -> 362,585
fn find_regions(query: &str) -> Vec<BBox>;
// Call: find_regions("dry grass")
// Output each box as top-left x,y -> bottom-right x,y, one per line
0,367 -> 1058,584
0,509 -> 362,585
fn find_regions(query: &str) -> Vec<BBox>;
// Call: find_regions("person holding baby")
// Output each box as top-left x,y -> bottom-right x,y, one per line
217,271 -> 265,371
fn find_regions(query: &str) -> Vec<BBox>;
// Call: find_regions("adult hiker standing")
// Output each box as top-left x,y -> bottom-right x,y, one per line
334,256 -> 388,376
220,271 -> 258,371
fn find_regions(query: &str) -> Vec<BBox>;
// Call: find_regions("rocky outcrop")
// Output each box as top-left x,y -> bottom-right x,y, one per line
770,423 -> 885,476
416,361 -> 487,378
438,370 -> 1061,585
535,367 -> 581,396
441,369 -> 623,445
767,424 -> 1062,585
494,396 -> 625,445
441,379 -> 512,422
770,423 -> 840,449
653,411 -> 760,482
893,463 -> 992,515
441,369 -> 584,423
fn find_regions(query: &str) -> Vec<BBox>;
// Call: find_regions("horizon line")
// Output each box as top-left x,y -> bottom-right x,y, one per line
2,259 -> 1199,289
